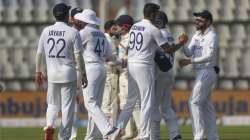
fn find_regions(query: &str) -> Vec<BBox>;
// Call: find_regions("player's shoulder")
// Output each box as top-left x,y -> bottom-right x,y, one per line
142,19 -> 158,31
131,19 -> 156,32
204,27 -> 217,42
63,25 -> 79,35
208,28 -> 217,38
80,26 -> 105,38
46,23 -> 77,33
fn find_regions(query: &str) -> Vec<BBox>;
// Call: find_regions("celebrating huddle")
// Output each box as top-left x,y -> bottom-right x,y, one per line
36,2 -> 219,140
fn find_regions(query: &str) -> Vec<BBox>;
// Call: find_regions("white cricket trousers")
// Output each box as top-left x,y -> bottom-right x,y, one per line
46,81 -> 77,140
83,63 -> 113,140
151,68 -> 180,140
189,68 -> 219,140
117,63 -> 154,139
119,69 -> 140,138
70,70 -> 82,139
70,103 -> 80,139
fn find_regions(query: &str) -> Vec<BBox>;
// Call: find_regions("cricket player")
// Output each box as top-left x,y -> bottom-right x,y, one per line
69,7 -> 84,140
110,3 -> 188,140
74,9 -> 117,139
115,15 -> 140,140
151,11 -> 182,140
179,10 -> 219,140
101,20 -> 119,127
35,3 -> 87,140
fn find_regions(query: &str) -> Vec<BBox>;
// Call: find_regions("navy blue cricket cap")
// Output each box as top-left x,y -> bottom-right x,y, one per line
193,10 -> 213,22
115,15 -> 134,26
71,7 -> 83,17
53,3 -> 71,17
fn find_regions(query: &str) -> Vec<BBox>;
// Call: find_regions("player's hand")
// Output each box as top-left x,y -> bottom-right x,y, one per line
81,74 -> 88,88
179,59 -> 191,68
35,72 -> 44,86
178,33 -> 188,45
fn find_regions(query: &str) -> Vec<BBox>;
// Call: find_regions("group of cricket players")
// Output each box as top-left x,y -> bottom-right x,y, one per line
36,2 -> 219,140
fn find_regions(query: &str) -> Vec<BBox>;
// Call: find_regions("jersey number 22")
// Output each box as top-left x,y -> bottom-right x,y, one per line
47,38 -> 66,58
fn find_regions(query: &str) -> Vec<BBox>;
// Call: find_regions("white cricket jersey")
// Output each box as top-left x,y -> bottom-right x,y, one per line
79,24 -> 112,64
37,22 -> 82,83
160,28 -> 175,65
183,27 -> 218,69
128,19 -> 168,64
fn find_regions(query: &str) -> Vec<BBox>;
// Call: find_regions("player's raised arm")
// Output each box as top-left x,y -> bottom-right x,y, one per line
160,33 -> 188,53
182,36 -> 195,57
151,16 -> 188,54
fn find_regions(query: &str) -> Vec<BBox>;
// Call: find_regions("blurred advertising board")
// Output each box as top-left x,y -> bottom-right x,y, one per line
172,90 -> 250,117
0,92 -> 87,118
0,90 -> 250,118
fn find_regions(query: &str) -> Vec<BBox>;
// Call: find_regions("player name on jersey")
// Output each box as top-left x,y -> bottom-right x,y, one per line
48,30 -> 66,37
131,25 -> 145,31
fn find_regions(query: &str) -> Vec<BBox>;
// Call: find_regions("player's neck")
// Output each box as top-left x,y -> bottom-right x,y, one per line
144,17 -> 152,22
201,24 -> 212,34
56,19 -> 68,24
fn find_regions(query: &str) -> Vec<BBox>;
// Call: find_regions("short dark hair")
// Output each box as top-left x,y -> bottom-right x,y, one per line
143,3 -> 160,18
70,7 -> 83,17
115,15 -> 134,26
156,11 -> 168,24
154,11 -> 168,28
104,20 -> 115,30
53,3 -> 71,21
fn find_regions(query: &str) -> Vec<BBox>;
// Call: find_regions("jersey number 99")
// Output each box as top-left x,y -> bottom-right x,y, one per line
129,31 -> 143,51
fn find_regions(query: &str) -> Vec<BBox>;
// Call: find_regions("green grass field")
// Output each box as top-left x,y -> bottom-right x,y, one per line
0,125 -> 250,140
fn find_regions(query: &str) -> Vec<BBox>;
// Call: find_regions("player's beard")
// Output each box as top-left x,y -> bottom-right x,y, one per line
195,24 -> 206,31
195,23 -> 201,31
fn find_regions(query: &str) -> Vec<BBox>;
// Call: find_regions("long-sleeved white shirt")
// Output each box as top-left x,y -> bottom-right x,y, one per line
36,22 -> 82,83
182,27 -> 218,70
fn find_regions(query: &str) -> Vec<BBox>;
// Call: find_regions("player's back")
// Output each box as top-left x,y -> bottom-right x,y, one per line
128,19 -> 166,65
38,22 -> 81,83
79,24 -> 112,64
